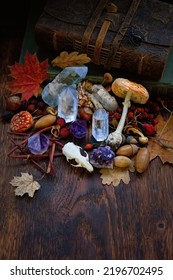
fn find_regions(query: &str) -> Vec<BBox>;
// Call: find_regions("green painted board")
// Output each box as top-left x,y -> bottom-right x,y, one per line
160,45 -> 173,84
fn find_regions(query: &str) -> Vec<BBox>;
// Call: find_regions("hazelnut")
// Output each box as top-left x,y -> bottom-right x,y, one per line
78,106 -> 93,122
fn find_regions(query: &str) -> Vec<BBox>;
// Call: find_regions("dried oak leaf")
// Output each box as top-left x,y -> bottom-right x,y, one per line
100,161 -> 135,187
6,51 -> 49,101
51,51 -> 91,68
147,114 -> 173,164
10,172 -> 41,197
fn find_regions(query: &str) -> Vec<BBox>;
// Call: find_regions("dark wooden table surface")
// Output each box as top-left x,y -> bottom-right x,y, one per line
1,5 -> 173,260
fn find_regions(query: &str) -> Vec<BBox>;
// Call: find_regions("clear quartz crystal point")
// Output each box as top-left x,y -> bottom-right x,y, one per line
41,66 -> 88,107
92,108 -> 109,141
57,86 -> 78,123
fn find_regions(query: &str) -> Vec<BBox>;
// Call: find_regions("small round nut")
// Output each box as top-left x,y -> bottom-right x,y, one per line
116,144 -> 139,157
10,111 -> 33,132
114,155 -> 132,168
6,95 -> 21,111
135,147 -> 150,173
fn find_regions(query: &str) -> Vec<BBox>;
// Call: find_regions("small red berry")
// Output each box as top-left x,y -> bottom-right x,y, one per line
144,107 -> 149,113
148,114 -> 154,119
142,123 -> 156,136
114,112 -> 121,119
56,117 -> 66,128
84,143 -> 93,151
130,105 -> 137,111
27,103 -> 36,113
60,127 -> 70,138
141,112 -> 148,119
116,107 -> 123,113
152,119 -> 159,126
135,107 -> 144,114
127,111 -> 134,119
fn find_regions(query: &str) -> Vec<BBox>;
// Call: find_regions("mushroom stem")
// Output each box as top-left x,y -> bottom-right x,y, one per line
116,92 -> 132,133
106,92 -> 132,150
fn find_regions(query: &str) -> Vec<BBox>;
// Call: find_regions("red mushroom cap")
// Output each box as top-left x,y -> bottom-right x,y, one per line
10,111 -> 34,132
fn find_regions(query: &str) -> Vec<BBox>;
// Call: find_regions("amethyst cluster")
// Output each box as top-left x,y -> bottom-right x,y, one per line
89,145 -> 115,168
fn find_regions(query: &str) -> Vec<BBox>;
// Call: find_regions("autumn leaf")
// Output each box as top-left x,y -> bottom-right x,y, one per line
10,172 -> 41,197
6,51 -> 49,101
51,51 -> 91,68
148,114 -> 173,164
100,161 -> 135,187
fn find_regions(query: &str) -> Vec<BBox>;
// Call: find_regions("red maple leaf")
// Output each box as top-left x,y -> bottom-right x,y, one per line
6,51 -> 49,101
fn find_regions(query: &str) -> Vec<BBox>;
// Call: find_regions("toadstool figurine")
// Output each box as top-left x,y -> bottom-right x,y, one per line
105,78 -> 149,150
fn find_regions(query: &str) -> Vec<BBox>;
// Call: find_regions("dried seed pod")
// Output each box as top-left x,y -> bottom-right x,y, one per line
114,155 -> 132,168
116,144 -> 139,157
10,111 -> 33,132
34,114 -> 56,130
77,82 -> 94,109
135,147 -> 150,173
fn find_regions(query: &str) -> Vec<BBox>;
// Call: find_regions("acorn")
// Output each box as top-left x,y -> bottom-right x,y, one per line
135,147 -> 150,173
114,156 -> 132,168
116,144 -> 139,157
34,114 -> 57,130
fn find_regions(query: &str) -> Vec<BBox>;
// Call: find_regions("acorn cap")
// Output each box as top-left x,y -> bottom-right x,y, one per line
112,78 -> 149,104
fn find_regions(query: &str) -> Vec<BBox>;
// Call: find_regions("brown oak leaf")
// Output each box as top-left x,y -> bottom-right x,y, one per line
6,51 -> 49,101
51,51 -> 91,68
100,161 -> 135,187
148,114 -> 173,164
10,172 -> 41,197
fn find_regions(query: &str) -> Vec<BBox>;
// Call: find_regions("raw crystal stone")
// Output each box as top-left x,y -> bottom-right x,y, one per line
89,146 -> 115,168
41,66 -> 88,107
57,86 -> 78,123
53,66 -> 88,85
27,133 -> 50,155
92,108 -> 109,141
70,119 -> 87,139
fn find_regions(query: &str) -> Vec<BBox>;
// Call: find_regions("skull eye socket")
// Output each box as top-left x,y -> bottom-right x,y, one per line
79,147 -> 87,157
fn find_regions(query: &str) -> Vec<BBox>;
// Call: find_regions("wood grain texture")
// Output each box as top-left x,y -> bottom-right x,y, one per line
1,27 -> 173,261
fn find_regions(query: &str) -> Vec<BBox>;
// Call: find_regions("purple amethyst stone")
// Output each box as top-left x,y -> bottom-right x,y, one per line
70,119 -> 87,139
89,145 -> 115,168
27,133 -> 50,154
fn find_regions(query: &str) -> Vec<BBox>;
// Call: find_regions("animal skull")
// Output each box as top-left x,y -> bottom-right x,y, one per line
62,142 -> 94,172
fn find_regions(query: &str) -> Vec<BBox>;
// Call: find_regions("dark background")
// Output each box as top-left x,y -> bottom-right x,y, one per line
0,0 -> 173,34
